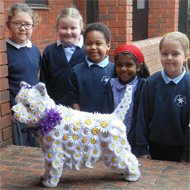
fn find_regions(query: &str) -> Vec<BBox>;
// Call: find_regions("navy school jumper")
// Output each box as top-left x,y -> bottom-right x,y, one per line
69,61 -> 114,114
40,43 -> 86,106
6,42 -> 41,146
136,71 -> 190,161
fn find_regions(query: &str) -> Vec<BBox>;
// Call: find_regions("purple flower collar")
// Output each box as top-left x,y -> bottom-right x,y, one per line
38,108 -> 62,136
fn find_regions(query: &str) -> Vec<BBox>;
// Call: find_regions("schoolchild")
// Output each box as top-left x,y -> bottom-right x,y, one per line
136,32 -> 190,162
69,22 -> 114,113
40,8 -> 86,106
111,45 -> 150,157
6,3 -> 41,146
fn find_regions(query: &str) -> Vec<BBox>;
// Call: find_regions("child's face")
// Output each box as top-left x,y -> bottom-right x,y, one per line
85,30 -> 111,64
6,11 -> 33,45
115,54 -> 141,84
57,17 -> 81,46
160,39 -> 189,79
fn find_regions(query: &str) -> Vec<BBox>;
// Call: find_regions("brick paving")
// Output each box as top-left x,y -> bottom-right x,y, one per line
0,145 -> 189,190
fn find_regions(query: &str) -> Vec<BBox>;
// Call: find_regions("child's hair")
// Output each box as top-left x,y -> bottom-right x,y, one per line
56,7 -> 84,30
7,3 -> 39,25
83,22 -> 111,44
114,45 -> 150,79
159,32 -> 189,54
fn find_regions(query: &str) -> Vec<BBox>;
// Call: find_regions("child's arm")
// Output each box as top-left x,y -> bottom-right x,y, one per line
136,81 -> 150,157
39,49 -> 51,91
69,67 -> 80,109
72,103 -> 80,111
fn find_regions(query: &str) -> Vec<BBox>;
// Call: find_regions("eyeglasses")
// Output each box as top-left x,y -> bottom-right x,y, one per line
11,21 -> 34,30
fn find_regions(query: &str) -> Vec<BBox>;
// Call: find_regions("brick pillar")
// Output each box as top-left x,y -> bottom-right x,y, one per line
0,0 -> 13,148
98,0 -> 133,62
148,0 -> 179,38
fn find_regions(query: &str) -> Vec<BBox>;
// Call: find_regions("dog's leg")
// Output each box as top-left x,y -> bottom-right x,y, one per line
103,145 -> 140,182
42,157 -> 64,187
122,151 -> 141,182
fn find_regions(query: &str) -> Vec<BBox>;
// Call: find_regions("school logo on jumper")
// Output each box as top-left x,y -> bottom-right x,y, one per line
101,76 -> 110,85
174,94 -> 186,107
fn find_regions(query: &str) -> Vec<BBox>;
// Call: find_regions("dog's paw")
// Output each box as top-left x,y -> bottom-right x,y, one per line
42,180 -> 57,187
124,172 -> 140,182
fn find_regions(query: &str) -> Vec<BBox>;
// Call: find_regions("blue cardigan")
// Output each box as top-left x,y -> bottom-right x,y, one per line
127,78 -> 146,155
136,71 -> 190,161
40,43 -> 86,106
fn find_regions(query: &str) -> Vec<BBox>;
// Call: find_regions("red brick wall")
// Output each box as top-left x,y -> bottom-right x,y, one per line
99,0 -> 133,62
148,0 -> 179,38
133,37 -> 162,74
0,0 -> 13,148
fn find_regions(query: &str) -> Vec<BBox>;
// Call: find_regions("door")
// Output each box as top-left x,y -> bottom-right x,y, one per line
133,0 -> 148,41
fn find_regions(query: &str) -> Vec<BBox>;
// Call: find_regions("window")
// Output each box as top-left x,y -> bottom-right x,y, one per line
26,0 -> 50,10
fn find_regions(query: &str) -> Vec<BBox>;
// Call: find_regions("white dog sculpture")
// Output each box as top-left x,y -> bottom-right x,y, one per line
11,81 -> 140,187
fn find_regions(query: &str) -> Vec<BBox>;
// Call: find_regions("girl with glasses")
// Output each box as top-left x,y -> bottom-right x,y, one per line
6,3 -> 41,147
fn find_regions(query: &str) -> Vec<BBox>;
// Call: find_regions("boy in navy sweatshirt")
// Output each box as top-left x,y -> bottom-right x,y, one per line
69,22 -> 114,114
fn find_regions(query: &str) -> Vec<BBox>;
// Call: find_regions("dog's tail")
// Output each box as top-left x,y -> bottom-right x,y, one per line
112,85 -> 132,122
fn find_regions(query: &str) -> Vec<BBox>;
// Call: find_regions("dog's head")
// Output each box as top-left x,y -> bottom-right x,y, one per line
11,81 -> 55,127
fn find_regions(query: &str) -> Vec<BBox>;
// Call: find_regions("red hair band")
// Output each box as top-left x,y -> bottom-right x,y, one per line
114,45 -> 144,63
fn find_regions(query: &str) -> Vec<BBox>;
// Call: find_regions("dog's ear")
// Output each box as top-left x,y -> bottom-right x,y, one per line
20,81 -> 28,87
35,82 -> 46,93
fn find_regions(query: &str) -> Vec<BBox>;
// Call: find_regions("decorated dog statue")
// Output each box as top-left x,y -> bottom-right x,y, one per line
11,81 -> 140,187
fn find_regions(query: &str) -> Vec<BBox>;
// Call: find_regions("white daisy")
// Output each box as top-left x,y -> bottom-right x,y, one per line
74,162 -> 81,171
64,141 -> 76,151
82,118 -> 94,128
85,160 -> 94,169
68,134 -> 81,145
43,134 -> 54,145
51,130 -> 63,140
70,125 -> 81,135
98,120 -> 110,133
100,131 -> 111,142
87,127 -> 100,141
45,149 -> 55,162
90,147 -> 101,159
73,152 -> 82,162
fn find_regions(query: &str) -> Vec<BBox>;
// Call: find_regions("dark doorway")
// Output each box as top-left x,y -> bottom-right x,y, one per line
178,0 -> 189,35
133,0 -> 148,41
86,0 -> 99,24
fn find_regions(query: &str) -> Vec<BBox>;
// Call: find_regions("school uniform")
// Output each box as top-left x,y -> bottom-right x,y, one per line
6,39 -> 41,146
136,68 -> 190,162
69,55 -> 114,114
111,76 -> 146,157
40,36 -> 86,106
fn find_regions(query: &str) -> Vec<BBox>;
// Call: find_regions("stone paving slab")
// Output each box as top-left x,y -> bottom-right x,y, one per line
0,145 -> 189,190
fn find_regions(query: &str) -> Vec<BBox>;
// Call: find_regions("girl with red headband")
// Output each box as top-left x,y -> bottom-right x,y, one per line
110,45 -> 150,157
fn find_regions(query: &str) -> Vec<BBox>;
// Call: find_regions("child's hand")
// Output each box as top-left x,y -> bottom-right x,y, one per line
139,154 -> 151,159
72,104 -> 80,111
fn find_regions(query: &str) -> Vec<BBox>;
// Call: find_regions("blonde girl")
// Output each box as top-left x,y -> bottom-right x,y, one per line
40,8 -> 86,107
136,32 -> 190,162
